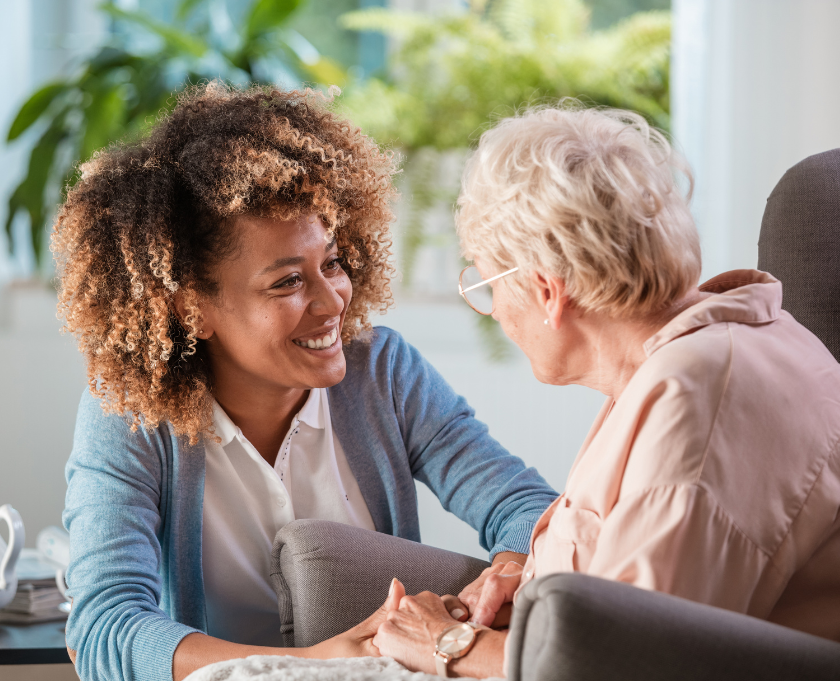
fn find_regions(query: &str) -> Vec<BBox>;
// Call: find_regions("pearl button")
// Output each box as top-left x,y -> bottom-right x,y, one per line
277,497 -> 286,508
525,570 -> 533,579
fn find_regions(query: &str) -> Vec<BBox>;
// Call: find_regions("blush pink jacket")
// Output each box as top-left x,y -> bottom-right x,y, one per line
516,269 -> 840,642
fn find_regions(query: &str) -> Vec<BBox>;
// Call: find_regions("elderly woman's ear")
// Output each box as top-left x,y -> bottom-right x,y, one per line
529,271 -> 568,330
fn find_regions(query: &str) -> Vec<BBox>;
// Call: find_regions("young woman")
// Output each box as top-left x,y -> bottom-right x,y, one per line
55,83 -> 557,681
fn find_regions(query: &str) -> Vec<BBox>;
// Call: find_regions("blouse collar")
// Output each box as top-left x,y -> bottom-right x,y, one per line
643,269 -> 783,357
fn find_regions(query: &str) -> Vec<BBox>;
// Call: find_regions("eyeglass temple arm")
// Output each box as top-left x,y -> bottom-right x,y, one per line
460,267 -> 519,294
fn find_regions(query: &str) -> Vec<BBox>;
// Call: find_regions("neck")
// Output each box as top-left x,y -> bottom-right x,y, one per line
552,289 -> 710,401
212,371 -> 308,467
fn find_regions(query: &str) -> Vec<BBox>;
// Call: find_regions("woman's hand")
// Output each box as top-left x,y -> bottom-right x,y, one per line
309,577 -> 406,659
373,584 -> 458,675
457,560 -> 524,627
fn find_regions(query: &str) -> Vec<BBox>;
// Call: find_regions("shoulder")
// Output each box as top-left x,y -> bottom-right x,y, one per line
615,326 -> 734,491
343,325 -> 410,364
73,388 -> 170,449
341,325 -> 421,382
642,322 -> 733,388
68,388 -> 175,486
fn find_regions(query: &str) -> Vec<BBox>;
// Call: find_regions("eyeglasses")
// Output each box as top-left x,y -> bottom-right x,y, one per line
458,265 -> 519,315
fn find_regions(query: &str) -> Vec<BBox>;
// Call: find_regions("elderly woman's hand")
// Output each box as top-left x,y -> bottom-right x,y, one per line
457,560 -> 524,627
373,585 -> 459,674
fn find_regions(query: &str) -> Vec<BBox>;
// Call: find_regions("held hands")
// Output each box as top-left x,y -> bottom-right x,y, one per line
373,580 -> 462,675
310,577 -> 406,659
456,561 -> 524,627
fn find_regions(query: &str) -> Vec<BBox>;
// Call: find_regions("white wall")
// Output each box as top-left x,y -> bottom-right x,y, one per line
0,286 -> 86,548
0,0 -> 108,546
671,0 -> 840,280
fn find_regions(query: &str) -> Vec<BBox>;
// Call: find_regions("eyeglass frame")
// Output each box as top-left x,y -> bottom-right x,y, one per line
458,265 -> 520,315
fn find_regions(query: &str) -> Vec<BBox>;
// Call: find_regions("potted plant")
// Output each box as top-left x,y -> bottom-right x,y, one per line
337,0 -> 671,358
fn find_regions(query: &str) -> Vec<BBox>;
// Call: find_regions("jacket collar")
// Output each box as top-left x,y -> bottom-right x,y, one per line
643,269 -> 782,356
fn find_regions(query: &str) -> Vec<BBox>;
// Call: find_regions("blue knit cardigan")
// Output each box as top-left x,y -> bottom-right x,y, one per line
63,327 -> 558,681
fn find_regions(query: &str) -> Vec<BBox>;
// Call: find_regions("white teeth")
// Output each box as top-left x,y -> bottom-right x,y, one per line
296,329 -> 339,350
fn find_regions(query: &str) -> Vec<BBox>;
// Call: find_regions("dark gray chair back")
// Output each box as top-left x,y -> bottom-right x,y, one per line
758,149 -> 840,361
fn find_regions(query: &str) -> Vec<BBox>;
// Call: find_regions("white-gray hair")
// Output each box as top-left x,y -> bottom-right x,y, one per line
456,102 -> 701,318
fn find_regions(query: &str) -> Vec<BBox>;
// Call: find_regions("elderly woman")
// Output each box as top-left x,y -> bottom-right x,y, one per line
372,105 -> 840,677
55,83 -> 557,681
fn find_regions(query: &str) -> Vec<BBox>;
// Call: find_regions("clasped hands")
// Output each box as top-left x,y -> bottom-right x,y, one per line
321,561 -> 524,675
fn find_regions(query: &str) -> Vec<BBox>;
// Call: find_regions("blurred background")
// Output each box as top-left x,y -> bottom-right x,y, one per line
0,0 -> 839,559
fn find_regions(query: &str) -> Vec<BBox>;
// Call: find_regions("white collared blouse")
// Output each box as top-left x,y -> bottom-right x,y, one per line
201,388 -> 375,645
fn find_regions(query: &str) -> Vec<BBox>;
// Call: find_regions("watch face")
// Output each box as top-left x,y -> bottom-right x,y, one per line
438,623 -> 476,656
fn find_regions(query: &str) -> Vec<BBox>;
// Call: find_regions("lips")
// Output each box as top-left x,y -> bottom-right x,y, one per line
293,327 -> 339,350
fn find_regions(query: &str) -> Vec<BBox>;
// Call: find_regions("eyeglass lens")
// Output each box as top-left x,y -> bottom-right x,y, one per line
461,266 -> 494,315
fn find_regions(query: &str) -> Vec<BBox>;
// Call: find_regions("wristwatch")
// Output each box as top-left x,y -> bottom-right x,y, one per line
433,621 -> 480,677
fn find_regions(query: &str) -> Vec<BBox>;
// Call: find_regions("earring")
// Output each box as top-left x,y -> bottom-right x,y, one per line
543,319 -> 549,325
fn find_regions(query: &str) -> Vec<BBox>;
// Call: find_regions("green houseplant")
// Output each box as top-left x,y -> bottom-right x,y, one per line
4,0 -> 344,272
337,0 -> 671,357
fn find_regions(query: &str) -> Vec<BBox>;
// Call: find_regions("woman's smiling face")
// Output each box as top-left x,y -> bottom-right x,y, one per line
197,213 -> 352,394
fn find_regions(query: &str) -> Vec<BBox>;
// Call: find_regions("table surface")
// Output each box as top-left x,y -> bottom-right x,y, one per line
0,621 -> 71,665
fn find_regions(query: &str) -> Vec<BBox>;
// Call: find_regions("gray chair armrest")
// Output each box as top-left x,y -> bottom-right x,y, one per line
270,519 -> 490,647
507,573 -> 840,681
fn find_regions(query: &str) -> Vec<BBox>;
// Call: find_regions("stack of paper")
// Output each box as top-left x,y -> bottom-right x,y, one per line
0,549 -> 68,624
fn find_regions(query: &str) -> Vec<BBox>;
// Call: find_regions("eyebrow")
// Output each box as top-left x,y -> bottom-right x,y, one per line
257,239 -> 338,277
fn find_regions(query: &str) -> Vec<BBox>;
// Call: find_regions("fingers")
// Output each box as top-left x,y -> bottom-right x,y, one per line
470,571 -> 522,627
397,591 -> 450,617
490,602 -> 512,629
351,577 -> 406,639
385,578 -> 405,612
441,594 -> 469,621
458,561 -> 523,610
457,565 -> 495,608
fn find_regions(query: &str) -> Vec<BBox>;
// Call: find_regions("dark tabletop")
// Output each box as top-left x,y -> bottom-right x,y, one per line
0,620 -> 71,665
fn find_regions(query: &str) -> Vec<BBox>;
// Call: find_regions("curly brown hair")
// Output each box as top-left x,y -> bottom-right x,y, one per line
52,81 -> 397,443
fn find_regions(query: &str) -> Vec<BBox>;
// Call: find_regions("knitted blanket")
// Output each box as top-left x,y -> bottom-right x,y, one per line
184,655 -> 497,681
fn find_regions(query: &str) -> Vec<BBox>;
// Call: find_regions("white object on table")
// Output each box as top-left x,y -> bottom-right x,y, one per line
0,504 -> 24,610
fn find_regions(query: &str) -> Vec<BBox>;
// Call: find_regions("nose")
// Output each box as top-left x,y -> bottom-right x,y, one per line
309,273 -> 346,318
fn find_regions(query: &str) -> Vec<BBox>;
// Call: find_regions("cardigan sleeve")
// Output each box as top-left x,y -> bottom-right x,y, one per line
388,330 -> 559,556
63,390 -> 199,681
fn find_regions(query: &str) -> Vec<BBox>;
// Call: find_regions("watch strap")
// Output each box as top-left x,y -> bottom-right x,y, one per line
434,650 -> 452,678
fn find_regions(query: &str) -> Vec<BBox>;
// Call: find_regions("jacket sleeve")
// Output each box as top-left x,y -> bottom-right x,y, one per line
389,332 -> 559,557
63,390 -> 199,681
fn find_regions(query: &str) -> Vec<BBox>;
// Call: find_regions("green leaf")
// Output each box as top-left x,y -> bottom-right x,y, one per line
245,0 -> 303,41
102,5 -> 208,57
339,8 -> 430,35
5,110 -> 70,266
81,87 -> 127,161
300,57 -> 348,88
87,46 -> 135,75
176,0 -> 206,22
7,83 -> 68,141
